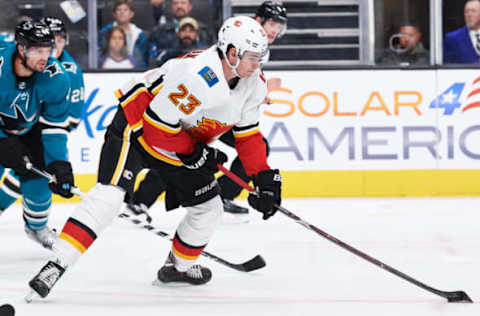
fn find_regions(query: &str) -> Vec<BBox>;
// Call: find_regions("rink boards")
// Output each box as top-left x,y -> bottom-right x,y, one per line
59,69 -> 480,200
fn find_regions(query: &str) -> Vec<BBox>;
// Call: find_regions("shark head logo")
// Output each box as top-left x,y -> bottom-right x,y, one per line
0,92 -> 36,132
62,61 -> 77,74
44,62 -> 62,77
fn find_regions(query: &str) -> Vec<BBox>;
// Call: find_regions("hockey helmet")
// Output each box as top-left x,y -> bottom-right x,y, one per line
255,1 -> 288,24
217,15 -> 268,61
15,20 -> 55,48
41,16 -> 69,48
41,17 -> 67,38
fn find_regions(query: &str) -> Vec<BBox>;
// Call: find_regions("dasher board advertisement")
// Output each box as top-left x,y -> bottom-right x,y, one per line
65,70 -> 480,197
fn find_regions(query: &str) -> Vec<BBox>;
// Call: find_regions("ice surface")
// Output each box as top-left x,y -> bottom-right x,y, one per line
1,197 -> 479,315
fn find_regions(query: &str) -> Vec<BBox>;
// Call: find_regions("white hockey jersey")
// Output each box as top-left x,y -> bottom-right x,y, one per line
115,46 -> 270,176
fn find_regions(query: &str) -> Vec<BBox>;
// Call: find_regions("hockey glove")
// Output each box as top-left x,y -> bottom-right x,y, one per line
0,135 -> 33,177
248,169 -> 282,220
177,143 -> 228,176
46,161 -> 74,198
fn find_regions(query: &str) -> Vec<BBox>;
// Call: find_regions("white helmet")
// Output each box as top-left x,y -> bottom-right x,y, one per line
217,15 -> 268,64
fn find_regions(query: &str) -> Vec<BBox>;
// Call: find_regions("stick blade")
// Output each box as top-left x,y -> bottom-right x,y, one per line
446,291 -> 473,303
241,255 -> 266,272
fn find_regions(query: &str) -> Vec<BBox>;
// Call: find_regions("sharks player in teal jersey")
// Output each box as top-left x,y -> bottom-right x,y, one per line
0,17 -> 84,229
41,16 -> 85,130
0,20 -> 75,249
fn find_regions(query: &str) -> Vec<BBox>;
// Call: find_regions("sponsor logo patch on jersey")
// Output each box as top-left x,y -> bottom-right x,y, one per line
198,66 -> 219,87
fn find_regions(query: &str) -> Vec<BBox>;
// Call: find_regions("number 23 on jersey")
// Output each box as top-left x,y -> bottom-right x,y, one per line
168,84 -> 201,115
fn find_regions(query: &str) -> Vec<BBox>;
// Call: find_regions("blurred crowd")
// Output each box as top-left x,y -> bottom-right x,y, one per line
376,0 -> 480,66
98,0 -> 217,69
2,0 -> 480,69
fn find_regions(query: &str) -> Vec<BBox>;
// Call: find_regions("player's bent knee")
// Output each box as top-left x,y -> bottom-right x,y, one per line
188,195 -> 223,228
179,195 -> 223,245
71,183 -> 125,233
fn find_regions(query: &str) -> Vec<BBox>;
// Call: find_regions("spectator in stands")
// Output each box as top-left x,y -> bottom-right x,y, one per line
99,0 -> 146,66
146,0 -> 214,67
99,26 -> 138,69
377,21 -> 429,66
151,0 -> 166,25
150,16 -> 207,66
444,0 -> 480,64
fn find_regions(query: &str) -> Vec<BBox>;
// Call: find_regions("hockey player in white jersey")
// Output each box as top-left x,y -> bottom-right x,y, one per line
28,16 -> 283,299
217,0 -> 287,213
126,0 -> 288,217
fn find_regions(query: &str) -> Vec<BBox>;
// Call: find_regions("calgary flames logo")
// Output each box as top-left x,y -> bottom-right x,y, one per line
188,117 -> 229,142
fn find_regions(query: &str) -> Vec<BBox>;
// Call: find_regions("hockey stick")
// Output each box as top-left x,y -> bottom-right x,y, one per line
0,304 -> 15,316
217,164 -> 473,303
25,164 -> 266,273
118,213 -> 265,272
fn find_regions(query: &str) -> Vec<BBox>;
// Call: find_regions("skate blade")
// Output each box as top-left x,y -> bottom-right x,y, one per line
152,279 -> 192,288
24,290 -> 37,303
221,213 -> 250,225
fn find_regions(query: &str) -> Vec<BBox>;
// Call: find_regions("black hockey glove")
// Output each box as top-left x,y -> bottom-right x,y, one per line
46,161 -> 74,198
248,169 -> 282,220
177,143 -> 228,176
0,135 -> 33,177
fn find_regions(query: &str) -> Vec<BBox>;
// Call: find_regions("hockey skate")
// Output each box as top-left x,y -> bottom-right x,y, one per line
24,225 -> 57,250
155,252 -> 212,285
222,198 -> 249,215
125,202 -> 152,223
27,260 -> 66,300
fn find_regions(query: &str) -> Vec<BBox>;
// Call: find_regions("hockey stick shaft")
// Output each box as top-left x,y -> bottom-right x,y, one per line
121,214 -> 265,272
217,164 -> 472,303
26,164 -> 265,273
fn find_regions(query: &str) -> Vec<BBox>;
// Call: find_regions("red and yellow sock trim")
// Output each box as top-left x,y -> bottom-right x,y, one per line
172,233 -> 205,261
59,218 -> 97,253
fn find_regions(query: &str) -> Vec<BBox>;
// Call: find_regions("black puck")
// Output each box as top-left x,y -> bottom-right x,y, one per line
0,304 -> 15,316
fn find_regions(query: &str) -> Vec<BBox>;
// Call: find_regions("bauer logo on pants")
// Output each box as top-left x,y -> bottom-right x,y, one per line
195,179 -> 217,196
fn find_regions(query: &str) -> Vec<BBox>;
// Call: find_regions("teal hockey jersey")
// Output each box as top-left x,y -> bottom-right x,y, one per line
0,45 -> 71,165
58,49 -> 85,130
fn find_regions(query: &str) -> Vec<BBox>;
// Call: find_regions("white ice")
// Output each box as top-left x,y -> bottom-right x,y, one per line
1,197 -> 479,316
